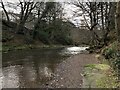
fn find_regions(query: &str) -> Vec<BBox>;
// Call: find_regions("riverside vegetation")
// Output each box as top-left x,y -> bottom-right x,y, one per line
1,1 -> 120,88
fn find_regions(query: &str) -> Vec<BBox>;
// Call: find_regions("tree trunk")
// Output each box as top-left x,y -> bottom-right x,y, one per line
1,1 -> 10,22
116,2 -> 120,43
16,20 -> 26,34
116,1 -> 120,81
109,2 -> 116,30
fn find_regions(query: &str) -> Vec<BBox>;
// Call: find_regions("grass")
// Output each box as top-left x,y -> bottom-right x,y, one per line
85,64 -> 110,71
1,44 -> 66,53
82,63 -> 120,88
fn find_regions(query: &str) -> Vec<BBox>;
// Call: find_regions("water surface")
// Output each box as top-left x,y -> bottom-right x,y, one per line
1,46 -> 88,88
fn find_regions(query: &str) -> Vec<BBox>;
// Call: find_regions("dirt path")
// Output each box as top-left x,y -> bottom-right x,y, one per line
48,53 -> 99,88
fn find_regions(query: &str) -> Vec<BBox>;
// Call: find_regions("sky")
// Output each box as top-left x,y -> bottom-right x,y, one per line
2,0 -> 120,2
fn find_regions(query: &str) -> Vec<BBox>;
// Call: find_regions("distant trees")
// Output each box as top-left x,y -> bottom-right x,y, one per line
3,1 -> 118,46
16,0 -> 37,34
33,2 -> 72,44
72,1 -> 101,46
1,1 -> 73,45
1,0 -> 37,33
72,1 -> 117,47
100,2 -> 115,45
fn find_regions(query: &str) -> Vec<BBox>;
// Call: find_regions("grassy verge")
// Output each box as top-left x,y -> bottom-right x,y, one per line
1,44 -> 66,53
101,41 -> 120,79
82,48 -> 120,88
82,63 -> 120,88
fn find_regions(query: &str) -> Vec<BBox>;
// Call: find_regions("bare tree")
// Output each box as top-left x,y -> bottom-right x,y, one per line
72,1 -> 117,47
1,0 -> 10,22
16,0 -> 37,34
72,1 -> 101,46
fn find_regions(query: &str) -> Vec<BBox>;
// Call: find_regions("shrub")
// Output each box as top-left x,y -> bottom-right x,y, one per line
38,30 -> 50,44
25,36 -> 34,44
102,41 -> 120,79
114,57 -> 120,69
102,42 -> 117,59
54,34 -> 73,45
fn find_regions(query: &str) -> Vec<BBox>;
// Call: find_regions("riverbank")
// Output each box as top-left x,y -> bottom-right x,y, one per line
2,44 -> 89,53
2,44 -> 65,53
47,53 -> 99,88
2,45 -> 119,88
46,53 -> 119,88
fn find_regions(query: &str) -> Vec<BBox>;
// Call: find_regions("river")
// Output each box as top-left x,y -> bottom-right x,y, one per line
1,46 -> 89,88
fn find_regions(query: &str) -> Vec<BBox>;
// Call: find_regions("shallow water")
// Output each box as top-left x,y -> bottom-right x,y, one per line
1,46 -> 88,88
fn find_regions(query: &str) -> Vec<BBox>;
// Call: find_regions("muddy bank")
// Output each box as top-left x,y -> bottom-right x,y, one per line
47,54 -> 99,88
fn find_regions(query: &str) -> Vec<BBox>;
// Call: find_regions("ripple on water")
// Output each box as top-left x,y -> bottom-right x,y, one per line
60,46 -> 89,55
2,47 -> 89,88
2,65 -> 21,88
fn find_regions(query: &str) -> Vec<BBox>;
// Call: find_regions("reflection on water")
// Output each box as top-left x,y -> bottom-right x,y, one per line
1,47 -> 89,88
60,46 -> 89,55
44,66 -> 53,78
0,68 -> 3,89
2,65 -> 20,88
2,48 -> 66,88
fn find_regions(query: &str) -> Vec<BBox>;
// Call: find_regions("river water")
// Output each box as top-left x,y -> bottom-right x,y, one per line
1,46 -> 89,88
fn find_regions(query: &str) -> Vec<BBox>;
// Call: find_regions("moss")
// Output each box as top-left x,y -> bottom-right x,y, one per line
101,41 -> 120,79
2,44 -> 66,53
85,64 -> 110,71
82,63 -> 119,88
102,41 -> 117,59
96,74 -> 120,88
95,64 -> 110,70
